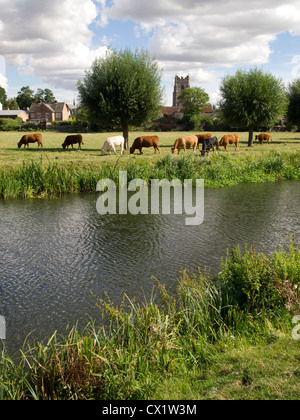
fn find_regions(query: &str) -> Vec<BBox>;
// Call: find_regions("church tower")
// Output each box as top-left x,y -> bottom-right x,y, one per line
173,75 -> 190,107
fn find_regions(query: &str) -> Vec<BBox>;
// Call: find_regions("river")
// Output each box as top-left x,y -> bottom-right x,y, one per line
0,180 -> 299,354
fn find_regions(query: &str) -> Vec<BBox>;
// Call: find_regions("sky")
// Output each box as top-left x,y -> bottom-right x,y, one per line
1,0 -> 300,107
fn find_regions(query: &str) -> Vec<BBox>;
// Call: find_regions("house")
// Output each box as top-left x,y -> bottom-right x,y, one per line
29,101 -> 71,122
0,110 -> 29,122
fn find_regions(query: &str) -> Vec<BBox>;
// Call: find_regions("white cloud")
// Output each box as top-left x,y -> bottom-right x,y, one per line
104,0 -> 300,68
0,0 -> 108,91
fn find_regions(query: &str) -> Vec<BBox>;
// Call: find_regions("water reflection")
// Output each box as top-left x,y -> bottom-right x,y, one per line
0,181 -> 299,354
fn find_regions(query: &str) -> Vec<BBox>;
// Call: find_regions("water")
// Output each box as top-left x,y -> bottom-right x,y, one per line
0,181 -> 299,354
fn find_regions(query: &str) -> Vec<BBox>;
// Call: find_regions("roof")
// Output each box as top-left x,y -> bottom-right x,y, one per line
29,102 -> 69,113
0,110 -> 28,116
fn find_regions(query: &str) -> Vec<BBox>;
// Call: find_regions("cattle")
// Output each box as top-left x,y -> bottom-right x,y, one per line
201,137 -> 219,156
196,133 -> 212,146
18,133 -> 43,149
171,136 -> 198,155
130,136 -> 160,154
219,134 -> 239,151
62,134 -> 83,150
255,133 -> 272,144
101,136 -> 124,155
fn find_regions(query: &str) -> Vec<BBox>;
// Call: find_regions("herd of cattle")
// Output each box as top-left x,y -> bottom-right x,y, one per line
17,132 -> 272,156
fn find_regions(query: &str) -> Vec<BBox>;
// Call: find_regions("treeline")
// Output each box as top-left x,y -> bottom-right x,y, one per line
0,86 -> 56,110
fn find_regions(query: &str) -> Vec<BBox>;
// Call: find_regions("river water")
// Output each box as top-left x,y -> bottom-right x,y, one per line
0,181 -> 299,354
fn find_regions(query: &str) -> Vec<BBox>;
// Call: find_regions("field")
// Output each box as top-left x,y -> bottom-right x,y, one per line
0,130 -> 300,169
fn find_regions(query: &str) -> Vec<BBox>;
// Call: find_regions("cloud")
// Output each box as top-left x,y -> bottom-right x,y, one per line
0,0 -> 108,90
104,0 -> 300,68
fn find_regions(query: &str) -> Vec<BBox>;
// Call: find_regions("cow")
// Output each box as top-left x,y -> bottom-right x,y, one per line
171,136 -> 198,155
196,133 -> 212,146
18,133 -> 43,149
62,134 -> 83,150
219,134 -> 239,151
255,133 -> 272,144
201,137 -> 219,156
130,136 -> 160,154
101,136 -> 124,155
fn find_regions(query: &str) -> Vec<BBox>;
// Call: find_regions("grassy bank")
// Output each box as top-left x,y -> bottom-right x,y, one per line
0,150 -> 299,199
0,241 -> 299,400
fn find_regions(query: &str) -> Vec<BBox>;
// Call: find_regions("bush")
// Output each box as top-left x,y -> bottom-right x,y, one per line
218,240 -> 300,315
0,118 -> 22,131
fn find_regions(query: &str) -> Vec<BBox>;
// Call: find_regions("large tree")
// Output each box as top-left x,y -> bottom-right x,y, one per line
0,86 -> 7,108
78,48 -> 164,148
287,78 -> 300,128
219,68 -> 288,146
34,88 -> 56,103
178,87 -> 210,117
16,86 -> 35,109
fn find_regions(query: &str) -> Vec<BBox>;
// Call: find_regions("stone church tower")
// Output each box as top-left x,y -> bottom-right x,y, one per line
173,75 -> 190,107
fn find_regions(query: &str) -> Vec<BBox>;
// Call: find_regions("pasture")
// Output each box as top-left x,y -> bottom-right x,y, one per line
0,130 -> 300,170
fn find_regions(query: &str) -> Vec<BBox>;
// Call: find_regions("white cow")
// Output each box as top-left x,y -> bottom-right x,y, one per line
100,136 -> 124,155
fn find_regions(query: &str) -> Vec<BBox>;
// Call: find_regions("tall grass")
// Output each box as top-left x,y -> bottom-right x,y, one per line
0,240 -> 299,400
0,151 -> 299,199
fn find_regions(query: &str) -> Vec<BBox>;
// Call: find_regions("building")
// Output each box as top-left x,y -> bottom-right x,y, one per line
173,75 -> 190,107
0,110 -> 29,122
29,101 -> 71,122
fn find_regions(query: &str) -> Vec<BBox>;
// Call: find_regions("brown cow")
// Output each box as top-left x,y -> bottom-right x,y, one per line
219,134 -> 239,151
196,133 -> 212,146
130,136 -> 160,154
171,136 -> 198,155
62,134 -> 83,149
255,133 -> 272,144
18,133 -> 43,149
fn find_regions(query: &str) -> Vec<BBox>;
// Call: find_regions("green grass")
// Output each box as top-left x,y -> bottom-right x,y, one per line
0,147 -> 299,198
1,241 -> 299,400
0,130 -> 300,170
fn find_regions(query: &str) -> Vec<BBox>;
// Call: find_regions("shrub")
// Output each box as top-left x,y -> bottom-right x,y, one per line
0,118 -> 22,131
218,240 -> 300,315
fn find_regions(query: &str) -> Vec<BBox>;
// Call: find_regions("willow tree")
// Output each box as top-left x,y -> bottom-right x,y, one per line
78,48 -> 164,148
219,68 -> 288,146
287,78 -> 300,128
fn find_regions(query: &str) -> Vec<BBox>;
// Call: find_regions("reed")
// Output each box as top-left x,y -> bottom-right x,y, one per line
0,240 -> 299,400
0,151 -> 299,199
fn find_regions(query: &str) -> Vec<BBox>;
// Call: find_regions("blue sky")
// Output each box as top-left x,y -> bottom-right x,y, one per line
1,0 -> 300,106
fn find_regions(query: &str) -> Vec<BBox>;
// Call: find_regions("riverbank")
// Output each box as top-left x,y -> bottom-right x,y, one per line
0,241 -> 299,400
0,150 -> 299,199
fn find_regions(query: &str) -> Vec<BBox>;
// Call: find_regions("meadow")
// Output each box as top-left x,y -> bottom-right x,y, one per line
0,130 -> 300,169
0,130 -> 299,198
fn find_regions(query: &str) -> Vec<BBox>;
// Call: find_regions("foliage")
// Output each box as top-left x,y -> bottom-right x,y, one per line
16,86 -> 35,109
178,87 -> 210,128
219,68 -> 289,146
0,117 -> 22,131
0,85 -> 7,108
287,78 -> 300,127
34,88 -> 56,103
77,48 -> 164,147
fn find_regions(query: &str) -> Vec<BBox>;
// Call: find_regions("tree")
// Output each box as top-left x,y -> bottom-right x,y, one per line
16,86 -> 34,109
0,86 -> 7,108
178,87 -> 210,118
34,88 -> 56,103
78,48 -> 164,148
287,78 -> 300,128
6,98 -> 19,110
219,68 -> 288,146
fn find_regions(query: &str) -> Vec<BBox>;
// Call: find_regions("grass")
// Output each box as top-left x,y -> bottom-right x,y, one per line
0,130 -> 300,170
0,131 -> 299,198
0,241 -> 299,400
